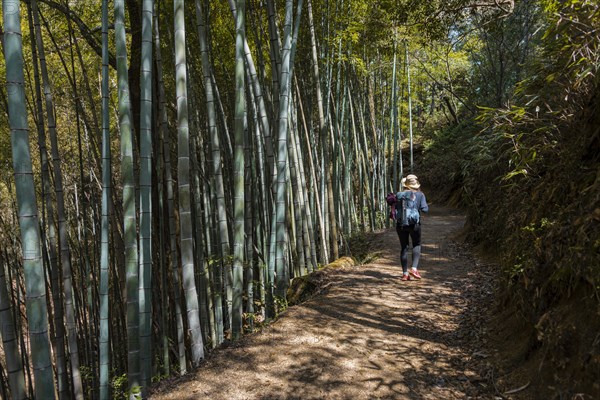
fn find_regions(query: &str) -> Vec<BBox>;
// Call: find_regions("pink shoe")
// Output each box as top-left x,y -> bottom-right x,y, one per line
401,274 -> 411,281
409,269 -> 422,279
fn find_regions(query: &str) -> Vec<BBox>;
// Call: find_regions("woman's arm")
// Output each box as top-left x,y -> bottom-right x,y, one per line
419,192 -> 429,213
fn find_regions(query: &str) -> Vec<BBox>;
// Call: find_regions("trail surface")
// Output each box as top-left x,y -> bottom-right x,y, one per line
151,207 -> 493,399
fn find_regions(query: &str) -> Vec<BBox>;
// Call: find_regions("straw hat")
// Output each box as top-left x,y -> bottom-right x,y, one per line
402,174 -> 421,190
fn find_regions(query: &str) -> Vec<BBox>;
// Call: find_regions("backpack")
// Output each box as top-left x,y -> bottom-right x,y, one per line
397,191 -> 420,226
386,192 -> 397,220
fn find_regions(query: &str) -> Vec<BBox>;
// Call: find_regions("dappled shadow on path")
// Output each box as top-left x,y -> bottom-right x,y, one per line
150,207 -> 486,399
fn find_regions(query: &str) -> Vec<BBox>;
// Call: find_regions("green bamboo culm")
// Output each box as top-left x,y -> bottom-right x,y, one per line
99,0 -> 111,397
138,0 -> 154,394
405,40 -> 413,173
274,0 -> 295,299
30,0 -> 84,397
194,0 -> 224,346
306,0 -> 328,264
174,0 -> 205,367
0,258 -> 26,398
232,0 -> 246,340
207,10 -> 233,336
2,1 -> 56,398
391,37 -> 399,192
26,2 -> 69,396
153,2 -> 185,373
114,0 -> 140,395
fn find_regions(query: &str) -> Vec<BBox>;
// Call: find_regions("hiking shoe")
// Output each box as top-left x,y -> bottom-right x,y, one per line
409,269 -> 422,279
401,274 -> 410,281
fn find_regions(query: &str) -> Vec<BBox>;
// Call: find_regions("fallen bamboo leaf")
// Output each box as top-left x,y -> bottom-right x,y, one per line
503,381 -> 530,395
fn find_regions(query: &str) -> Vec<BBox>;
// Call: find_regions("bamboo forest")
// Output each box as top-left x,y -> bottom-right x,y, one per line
0,0 -> 599,398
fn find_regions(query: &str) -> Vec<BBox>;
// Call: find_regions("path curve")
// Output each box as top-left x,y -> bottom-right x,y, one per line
151,207 -> 491,399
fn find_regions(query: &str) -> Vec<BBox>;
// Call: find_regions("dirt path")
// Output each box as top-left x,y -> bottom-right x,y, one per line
151,206 -> 493,399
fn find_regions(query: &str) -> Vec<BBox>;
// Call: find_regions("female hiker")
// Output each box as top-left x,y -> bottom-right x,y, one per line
396,174 -> 429,281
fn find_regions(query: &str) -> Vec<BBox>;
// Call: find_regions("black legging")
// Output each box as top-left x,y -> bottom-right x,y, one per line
395,223 -> 422,274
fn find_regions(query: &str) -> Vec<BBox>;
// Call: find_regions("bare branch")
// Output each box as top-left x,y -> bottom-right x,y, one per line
36,0 -> 117,69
